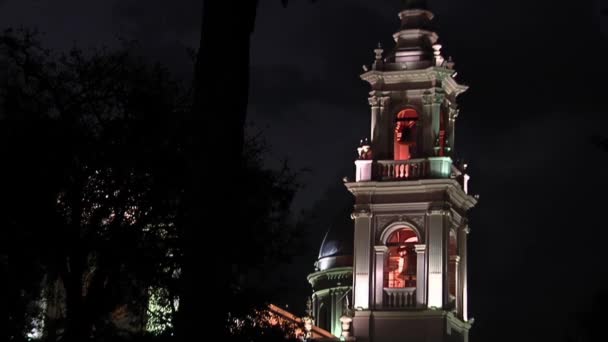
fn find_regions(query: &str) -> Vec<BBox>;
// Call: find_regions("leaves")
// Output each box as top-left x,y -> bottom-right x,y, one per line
1,28 -> 302,341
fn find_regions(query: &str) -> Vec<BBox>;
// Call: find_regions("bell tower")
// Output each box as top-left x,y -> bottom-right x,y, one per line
345,1 -> 477,342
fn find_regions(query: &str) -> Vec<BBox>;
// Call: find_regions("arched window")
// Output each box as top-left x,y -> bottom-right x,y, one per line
394,108 -> 419,160
384,228 -> 418,288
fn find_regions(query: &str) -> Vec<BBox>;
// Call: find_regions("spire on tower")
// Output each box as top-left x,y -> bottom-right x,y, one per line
402,0 -> 427,10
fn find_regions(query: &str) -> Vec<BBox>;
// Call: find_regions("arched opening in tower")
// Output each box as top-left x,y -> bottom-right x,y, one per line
385,228 -> 418,288
394,108 -> 419,160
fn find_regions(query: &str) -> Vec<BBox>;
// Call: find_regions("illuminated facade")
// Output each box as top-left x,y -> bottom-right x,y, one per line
342,1 -> 477,341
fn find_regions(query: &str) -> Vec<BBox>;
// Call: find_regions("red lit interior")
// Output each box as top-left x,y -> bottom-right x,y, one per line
394,109 -> 418,160
385,228 -> 418,288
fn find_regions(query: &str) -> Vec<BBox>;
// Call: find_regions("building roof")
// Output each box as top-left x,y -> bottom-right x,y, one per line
318,214 -> 353,260
316,213 -> 354,272
267,304 -> 335,340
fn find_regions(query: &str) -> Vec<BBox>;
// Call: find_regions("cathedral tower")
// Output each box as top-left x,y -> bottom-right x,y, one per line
345,1 -> 477,341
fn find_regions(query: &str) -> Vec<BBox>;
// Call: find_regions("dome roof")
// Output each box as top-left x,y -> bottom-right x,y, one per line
316,214 -> 353,271
318,226 -> 353,259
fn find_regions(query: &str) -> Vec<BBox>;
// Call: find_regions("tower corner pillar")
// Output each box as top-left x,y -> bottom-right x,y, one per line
426,208 -> 447,309
373,245 -> 389,309
415,243 -> 427,307
352,210 -> 373,310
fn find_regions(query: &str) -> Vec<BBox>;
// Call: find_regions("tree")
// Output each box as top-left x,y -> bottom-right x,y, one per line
0,28 -> 187,341
0,27 -> 303,342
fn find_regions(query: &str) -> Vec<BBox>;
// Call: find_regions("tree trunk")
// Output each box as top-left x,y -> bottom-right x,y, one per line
61,183 -> 91,342
62,254 -> 89,342
178,0 -> 259,339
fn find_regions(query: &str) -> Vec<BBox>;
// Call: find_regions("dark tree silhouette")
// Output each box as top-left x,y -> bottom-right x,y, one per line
0,28 -> 302,342
0,28 -> 189,341
565,289 -> 608,342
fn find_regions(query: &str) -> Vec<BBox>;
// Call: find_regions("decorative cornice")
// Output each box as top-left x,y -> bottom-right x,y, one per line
307,267 -> 353,286
442,75 -> 469,98
360,67 -> 455,86
344,179 -> 478,212
313,286 -> 352,297
371,203 -> 430,212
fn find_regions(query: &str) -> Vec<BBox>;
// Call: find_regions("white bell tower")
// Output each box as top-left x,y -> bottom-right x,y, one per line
345,1 -> 477,341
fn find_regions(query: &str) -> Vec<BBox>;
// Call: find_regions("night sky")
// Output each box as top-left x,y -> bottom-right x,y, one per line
3,1 -> 608,341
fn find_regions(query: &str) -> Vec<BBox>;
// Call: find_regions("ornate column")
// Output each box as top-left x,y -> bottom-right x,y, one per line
447,101 -> 459,156
426,208 -> 447,309
459,224 -> 470,321
369,95 -> 391,160
379,96 -> 391,156
369,96 -> 381,150
352,210 -> 373,310
415,244 -> 427,307
331,290 -> 338,336
422,90 -> 445,157
373,245 -> 389,309
312,293 -> 318,326
422,91 -> 434,157
450,255 -> 460,313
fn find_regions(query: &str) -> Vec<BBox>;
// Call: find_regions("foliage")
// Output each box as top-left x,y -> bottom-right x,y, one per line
0,28 -> 302,342
227,309 -> 303,342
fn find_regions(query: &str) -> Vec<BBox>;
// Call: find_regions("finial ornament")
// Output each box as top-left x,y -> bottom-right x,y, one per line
303,297 -> 314,340
357,138 -> 373,160
339,295 -> 354,340
373,43 -> 384,63
305,296 -> 313,317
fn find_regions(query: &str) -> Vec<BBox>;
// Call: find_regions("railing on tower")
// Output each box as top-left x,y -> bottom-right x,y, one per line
375,159 -> 428,181
354,151 -> 454,182
383,287 -> 417,308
